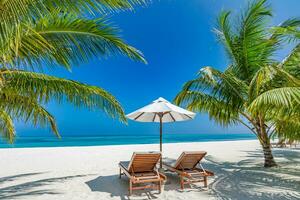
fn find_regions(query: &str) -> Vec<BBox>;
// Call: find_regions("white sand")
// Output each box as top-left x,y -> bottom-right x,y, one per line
0,140 -> 299,200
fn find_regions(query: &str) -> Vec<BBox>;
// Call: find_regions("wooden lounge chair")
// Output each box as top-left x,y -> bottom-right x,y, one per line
119,152 -> 166,195
163,151 -> 214,189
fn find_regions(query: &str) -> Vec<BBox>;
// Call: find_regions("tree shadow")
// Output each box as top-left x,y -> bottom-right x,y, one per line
0,172 -> 45,185
204,148 -> 300,200
85,175 -> 161,200
162,170 -> 208,192
0,173 -> 90,200
242,148 -> 300,163
272,148 -> 300,162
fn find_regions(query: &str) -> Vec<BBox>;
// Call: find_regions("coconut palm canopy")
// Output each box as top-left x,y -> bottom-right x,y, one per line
0,0 -> 147,143
175,0 -> 300,167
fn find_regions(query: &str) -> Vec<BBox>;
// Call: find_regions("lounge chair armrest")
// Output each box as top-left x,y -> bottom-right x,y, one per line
181,172 -> 192,178
159,173 -> 167,181
203,170 -> 214,176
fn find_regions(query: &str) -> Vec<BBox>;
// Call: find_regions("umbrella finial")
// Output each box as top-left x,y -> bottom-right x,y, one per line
155,97 -> 168,103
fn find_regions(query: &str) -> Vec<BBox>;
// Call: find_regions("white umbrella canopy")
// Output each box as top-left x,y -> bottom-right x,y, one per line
126,97 -> 196,122
126,97 -> 196,168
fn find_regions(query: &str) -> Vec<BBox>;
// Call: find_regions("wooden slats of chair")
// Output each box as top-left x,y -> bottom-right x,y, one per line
163,151 -> 214,189
128,153 -> 161,173
119,152 -> 164,196
174,151 -> 207,170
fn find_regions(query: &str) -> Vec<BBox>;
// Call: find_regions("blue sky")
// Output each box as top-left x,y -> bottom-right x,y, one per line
16,0 -> 300,137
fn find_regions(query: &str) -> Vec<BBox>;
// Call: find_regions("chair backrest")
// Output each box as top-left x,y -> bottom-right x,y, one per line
173,151 -> 207,170
127,152 -> 161,173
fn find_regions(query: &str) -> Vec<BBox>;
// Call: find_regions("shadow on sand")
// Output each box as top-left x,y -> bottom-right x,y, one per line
205,148 -> 300,200
85,174 -> 163,200
0,173 -> 89,200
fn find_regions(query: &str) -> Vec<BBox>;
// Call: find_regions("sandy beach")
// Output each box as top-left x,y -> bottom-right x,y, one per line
0,140 -> 299,200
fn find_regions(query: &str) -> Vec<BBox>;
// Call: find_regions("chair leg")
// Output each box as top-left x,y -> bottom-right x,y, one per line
129,180 -> 133,196
180,176 -> 184,189
119,168 -> 122,179
204,176 -> 207,187
158,180 -> 162,193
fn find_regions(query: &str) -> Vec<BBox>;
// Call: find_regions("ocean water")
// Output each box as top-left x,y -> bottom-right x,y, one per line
0,133 -> 256,148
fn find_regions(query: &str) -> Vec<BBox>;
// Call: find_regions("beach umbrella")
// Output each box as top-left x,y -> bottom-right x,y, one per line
126,97 -> 196,167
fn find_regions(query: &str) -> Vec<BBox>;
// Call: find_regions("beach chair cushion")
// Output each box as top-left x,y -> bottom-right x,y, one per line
119,161 -> 130,171
162,157 -> 177,167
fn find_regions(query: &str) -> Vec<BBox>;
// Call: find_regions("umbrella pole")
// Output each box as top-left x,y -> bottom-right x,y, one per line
159,116 -> 163,168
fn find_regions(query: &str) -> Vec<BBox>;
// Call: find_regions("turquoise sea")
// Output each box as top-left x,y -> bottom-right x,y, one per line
0,133 -> 256,148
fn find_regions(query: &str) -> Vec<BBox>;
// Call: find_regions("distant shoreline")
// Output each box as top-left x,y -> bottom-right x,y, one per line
0,139 -> 257,151
0,139 -> 259,150
0,133 -> 256,149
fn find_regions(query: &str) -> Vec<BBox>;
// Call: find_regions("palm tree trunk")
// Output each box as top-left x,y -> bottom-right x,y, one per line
258,125 -> 277,167
261,140 -> 277,167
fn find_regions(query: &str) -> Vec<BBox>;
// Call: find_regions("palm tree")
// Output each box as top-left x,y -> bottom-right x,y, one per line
0,0 -> 147,143
175,0 -> 300,167
249,44 -> 300,145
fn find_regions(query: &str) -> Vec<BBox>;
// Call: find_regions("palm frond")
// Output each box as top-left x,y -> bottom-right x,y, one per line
272,17 -> 300,42
0,109 -> 15,143
214,11 -> 237,64
3,11 -> 146,69
1,70 -> 127,122
279,44 -> 300,78
249,64 -> 300,101
44,0 -> 147,14
175,90 -> 239,126
0,92 -> 60,139
174,66 -> 247,126
179,66 -> 248,110
235,0 -> 276,80
0,0 -> 147,25
249,87 -> 300,114
272,106 -> 300,140
214,0 -> 276,82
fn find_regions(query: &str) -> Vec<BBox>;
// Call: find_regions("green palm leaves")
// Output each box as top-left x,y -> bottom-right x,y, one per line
2,70 -> 126,119
1,10 -> 146,69
0,70 -> 127,143
175,67 -> 246,126
0,0 -> 147,25
0,0 -> 146,143
176,0 -> 300,167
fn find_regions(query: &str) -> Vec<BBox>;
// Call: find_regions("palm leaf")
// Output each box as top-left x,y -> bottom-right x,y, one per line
214,11 -> 237,64
249,87 -> 300,113
1,70 -> 126,122
175,90 -> 239,126
0,109 -> 15,143
0,92 -> 60,139
214,0 -> 276,82
249,64 -> 300,101
272,17 -> 300,42
0,0 -> 147,25
178,66 -> 248,110
273,107 -> 300,140
280,44 -> 300,78
3,11 -> 146,69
